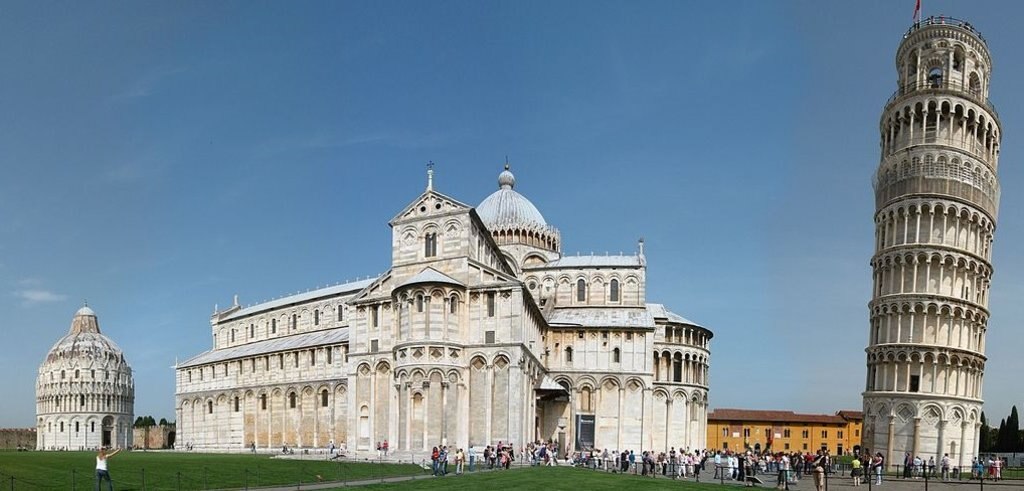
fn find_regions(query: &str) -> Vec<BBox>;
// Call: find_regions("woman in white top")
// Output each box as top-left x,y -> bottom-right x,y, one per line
96,447 -> 121,491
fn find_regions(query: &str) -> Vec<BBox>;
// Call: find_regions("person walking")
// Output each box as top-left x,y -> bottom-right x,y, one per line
95,447 -> 121,491
873,453 -> 884,485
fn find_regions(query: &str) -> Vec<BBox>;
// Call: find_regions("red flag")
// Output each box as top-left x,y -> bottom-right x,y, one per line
913,0 -> 921,21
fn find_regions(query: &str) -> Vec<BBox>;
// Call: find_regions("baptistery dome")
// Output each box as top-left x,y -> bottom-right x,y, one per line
36,306 -> 134,450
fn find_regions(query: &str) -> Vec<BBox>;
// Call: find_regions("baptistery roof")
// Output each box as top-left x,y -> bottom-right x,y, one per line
476,165 -> 548,227
42,306 -> 127,365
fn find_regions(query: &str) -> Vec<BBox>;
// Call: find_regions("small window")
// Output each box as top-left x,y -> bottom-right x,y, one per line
61,370 -> 65,380
416,294 -> 424,313
487,292 -> 496,317
821,430 -> 828,439
626,332 -> 633,341
60,422 -> 64,432
784,443 -> 790,450
802,430 -> 809,438
803,443 -> 808,450
294,353 -> 299,368
314,309 -> 320,326
578,331 -> 584,339
425,232 -> 438,257
250,324 -> 254,338
928,67 -> 943,88
565,347 -> 574,363
371,339 -> 379,352
289,392 -> 297,409
576,279 -> 587,302
838,430 -> 844,438
337,305 -> 344,321
291,314 -> 297,330
231,329 -> 235,343
234,397 -> 240,412
80,395 -> 85,406
784,429 -> 791,438
609,279 -> 620,302
321,390 -> 329,407
91,422 -> 95,432
327,347 -> 333,365
278,354 -> 284,369
260,394 -> 267,410
208,401 -> 213,414
450,295 -> 459,314
485,331 -> 495,344
371,306 -> 379,327
271,319 -> 277,334
612,348 -> 621,363
310,349 -> 316,366
910,375 -> 920,392
188,371 -> 192,383
75,369 -> 80,378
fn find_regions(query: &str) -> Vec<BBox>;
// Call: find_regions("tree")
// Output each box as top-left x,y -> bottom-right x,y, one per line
996,418 -> 1008,452
1008,406 -> 1021,451
159,418 -> 168,426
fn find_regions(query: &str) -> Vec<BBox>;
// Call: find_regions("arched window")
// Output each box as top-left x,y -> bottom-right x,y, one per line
249,324 -> 254,338
450,295 -> 459,314
208,401 -> 213,414
577,279 -> 587,302
80,395 -> 85,406
260,394 -> 267,411
337,305 -> 344,321
425,232 -> 437,257
327,347 -> 333,365
291,314 -> 298,330
60,422 -> 64,432
371,306 -> 379,327
230,329 -> 235,343
580,387 -> 593,412
61,370 -> 65,380
565,347 -> 574,363
416,294 -> 424,313
75,369 -> 79,378
289,392 -> 297,409
314,309 -> 320,326
234,397 -> 240,412
75,422 -> 79,432
609,279 -> 620,302
613,347 -> 621,363
321,390 -> 329,407
928,67 -> 943,88
271,319 -> 277,334
91,422 -> 95,432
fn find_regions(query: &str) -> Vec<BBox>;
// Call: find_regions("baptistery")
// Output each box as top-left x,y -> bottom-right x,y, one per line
36,306 -> 135,450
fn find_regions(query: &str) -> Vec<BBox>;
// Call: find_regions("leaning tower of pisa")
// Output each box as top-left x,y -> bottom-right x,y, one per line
864,16 -> 1001,469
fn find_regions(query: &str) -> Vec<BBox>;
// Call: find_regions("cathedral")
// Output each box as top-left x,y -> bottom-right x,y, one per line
175,166 -> 712,457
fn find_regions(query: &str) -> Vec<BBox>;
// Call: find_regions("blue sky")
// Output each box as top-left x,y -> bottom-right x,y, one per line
3,0 -> 1024,427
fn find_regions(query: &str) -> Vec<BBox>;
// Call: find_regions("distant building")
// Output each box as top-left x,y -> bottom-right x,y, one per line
176,166 -> 713,456
706,409 -> 863,455
36,307 -> 135,450
864,16 -> 998,469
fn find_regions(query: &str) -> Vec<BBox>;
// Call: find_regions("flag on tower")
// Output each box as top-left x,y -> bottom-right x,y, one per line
913,0 -> 921,22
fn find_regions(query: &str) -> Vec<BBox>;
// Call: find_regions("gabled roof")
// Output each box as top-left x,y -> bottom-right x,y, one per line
178,328 -> 349,368
531,254 -> 643,269
546,307 -> 654,328
389,189 -> 471,225
647,303 -> 704,328
708,409 -> 849,425
397,267 -> 463,288
219,278 -> 377,322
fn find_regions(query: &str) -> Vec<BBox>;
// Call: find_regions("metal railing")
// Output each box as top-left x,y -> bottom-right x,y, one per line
905,16 -> 986,44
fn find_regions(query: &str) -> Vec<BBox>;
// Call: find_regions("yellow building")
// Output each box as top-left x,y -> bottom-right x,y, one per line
707,409 -> 862,455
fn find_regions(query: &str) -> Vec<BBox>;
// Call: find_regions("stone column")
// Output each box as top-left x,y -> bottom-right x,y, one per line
912,417 -> 921,459
958,422 -> 967,468
936,420 -> 946,463
887,417 -> 896,471
440,382 -> 449,445
617,387 -> 625,451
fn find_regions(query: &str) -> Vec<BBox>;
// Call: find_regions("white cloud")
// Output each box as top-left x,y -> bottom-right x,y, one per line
14,289 -> 67,304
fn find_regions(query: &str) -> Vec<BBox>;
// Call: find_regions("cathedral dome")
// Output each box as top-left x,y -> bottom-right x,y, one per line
477,165 -> 548,227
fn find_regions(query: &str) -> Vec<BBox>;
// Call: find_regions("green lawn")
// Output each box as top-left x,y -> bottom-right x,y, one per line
357,466 -> 725,490
0,451 -> 423,490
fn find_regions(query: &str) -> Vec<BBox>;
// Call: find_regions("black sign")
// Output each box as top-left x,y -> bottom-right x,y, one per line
576,414 -> 595,450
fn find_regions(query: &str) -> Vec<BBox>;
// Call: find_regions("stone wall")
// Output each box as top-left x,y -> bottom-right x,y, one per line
0,429 -> 37,450
131,424 -> 176,449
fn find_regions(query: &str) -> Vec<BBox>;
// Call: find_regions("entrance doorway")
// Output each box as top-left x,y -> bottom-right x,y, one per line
102,416 -> 114,447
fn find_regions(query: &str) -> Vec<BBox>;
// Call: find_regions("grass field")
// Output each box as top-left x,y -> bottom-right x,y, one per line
0,451 -> 423,490
358,466 -> 724,490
